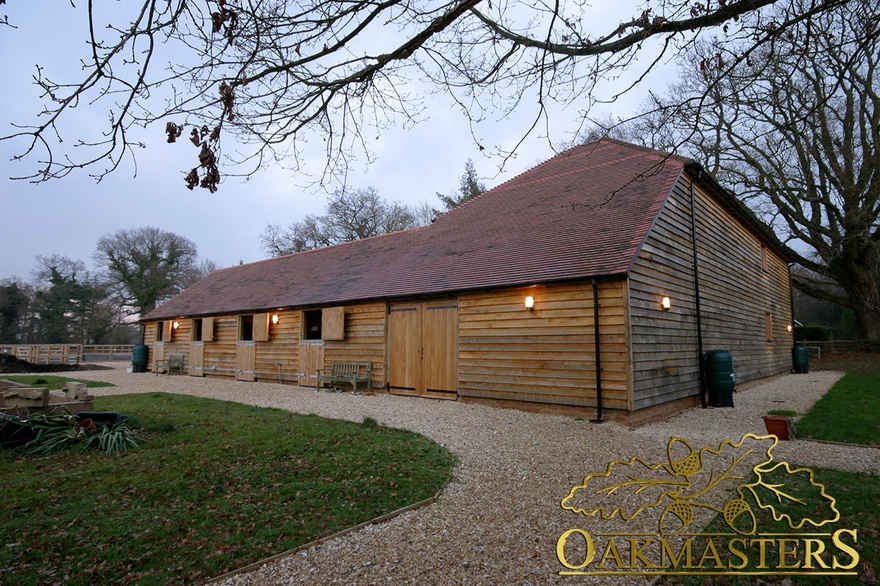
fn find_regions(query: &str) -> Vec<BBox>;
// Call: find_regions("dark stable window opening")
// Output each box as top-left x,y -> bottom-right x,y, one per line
156,321 -> 164,341
193,318 -> 203,342
303,310 -> 322,340
240,315 -> 254,341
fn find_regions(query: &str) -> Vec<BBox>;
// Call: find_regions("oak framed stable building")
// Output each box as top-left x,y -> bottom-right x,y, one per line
142,139 -> 794,425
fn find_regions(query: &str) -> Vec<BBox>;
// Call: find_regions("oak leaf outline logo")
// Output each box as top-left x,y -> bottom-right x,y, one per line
561,433 -> 840,535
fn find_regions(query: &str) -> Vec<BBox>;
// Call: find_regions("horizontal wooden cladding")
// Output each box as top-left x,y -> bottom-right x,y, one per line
457,281 -> 630,409
627,176 -> 792,410
145,303 -> 387,386
323,302 -> 386,387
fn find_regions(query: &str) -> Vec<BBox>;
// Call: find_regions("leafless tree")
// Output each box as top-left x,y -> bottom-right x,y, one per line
261,187 -> 422,255
603,0 -> 880,339
1,0 -> 853,190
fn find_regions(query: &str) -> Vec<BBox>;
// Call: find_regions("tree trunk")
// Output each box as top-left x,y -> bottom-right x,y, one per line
854,304 -> 880,341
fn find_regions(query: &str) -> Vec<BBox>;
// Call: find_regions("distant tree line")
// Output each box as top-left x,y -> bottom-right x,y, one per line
0,227 -> 216,345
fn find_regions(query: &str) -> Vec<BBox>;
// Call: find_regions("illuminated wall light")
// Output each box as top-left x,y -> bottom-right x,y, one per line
172,321 -> 180,329
272,314 -> 280,325
660,297 -> 672,311
525,296 -> 535,310
786,324 -> 793,333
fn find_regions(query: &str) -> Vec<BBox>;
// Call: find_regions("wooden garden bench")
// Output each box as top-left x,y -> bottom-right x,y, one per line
317,361 -> 372,393
154,354 -> 185,376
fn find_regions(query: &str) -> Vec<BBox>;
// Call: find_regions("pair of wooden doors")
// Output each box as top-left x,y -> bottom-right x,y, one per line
388,301 -> 458,398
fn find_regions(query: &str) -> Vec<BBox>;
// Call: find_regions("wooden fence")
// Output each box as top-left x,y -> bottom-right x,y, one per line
0,344 -> 134,364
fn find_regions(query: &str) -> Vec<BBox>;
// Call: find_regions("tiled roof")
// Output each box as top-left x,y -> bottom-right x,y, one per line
144,139 -> 693,320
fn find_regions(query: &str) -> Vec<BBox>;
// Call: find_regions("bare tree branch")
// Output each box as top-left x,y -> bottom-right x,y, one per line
0,0 -> 862,190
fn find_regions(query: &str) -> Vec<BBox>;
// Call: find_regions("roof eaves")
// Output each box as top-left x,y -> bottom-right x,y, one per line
685,163 -> 793,262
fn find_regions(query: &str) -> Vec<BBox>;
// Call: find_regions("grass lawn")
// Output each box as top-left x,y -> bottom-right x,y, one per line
795,371 -> 880,446
0,392 -> 456,585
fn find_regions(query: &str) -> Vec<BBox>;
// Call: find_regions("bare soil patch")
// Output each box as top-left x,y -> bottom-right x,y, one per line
0,353 -> 112,374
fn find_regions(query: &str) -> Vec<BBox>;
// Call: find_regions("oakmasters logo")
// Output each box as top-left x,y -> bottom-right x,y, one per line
557,434 -> 864,578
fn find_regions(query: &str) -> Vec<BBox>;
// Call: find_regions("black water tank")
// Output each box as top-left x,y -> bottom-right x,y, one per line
705,350 -> 736,407
131,344 -> 149,373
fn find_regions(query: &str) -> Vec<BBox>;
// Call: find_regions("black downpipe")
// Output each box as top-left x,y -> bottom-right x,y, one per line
690,175 -> 707,408
591,278 -> 604,422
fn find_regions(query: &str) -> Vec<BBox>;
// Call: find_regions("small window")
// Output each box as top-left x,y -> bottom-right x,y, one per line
761,245 -> 769,273
303,310 -> 322,340
155,321 -> 164,342
193,318 -> 203,342
765,312 -> 774,343
239,315 -> 254,341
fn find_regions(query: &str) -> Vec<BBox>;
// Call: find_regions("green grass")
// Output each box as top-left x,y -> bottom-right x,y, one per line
795,372 -> 880,446
0,393 -> 456,585
2,374 -> 115,390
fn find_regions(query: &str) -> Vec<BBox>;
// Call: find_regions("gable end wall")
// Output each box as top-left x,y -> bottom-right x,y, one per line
628,175 -> 793,411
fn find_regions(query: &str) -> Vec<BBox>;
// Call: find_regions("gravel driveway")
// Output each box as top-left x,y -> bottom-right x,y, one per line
64,366 -> 878,585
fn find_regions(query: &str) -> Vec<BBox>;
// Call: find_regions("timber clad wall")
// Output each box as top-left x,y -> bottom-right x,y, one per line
458,282 -> 630,411
628,176 -> 792,411
629,177 -> 703,410
323,302 -> 386,387
252,311 -> 300,382
146,302 -> 387,388
690,180 -> 793,381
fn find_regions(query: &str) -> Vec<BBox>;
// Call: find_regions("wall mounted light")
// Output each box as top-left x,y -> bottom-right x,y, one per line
272,314 -> 280,325
525,296 -> 535,310
786,324 -> 793,333
660,297 -> 672,311
172,321 -> 180,329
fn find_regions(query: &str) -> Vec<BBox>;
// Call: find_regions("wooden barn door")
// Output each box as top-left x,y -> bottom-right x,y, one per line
298,340 -> 324,387
189,342 -> 205,377
389,305 -> 421,395
236,341 -> 256,381
388,301 -> 458,399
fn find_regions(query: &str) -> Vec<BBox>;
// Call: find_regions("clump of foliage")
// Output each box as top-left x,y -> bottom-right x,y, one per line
21,412 -> 142,458
794,325 -> 831,342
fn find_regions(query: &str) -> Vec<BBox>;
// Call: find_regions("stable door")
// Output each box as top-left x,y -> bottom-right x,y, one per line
189,342 -> 205,377
298,340 -> 325,387
235,341 -> 256,381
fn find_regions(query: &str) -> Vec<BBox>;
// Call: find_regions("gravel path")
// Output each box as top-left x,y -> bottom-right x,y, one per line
61,367 -> 878,585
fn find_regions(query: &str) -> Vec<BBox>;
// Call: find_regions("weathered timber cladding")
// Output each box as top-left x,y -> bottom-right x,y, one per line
146,319 -> 190,372
144,302 -> 385,387
323,302 -> 387,388
628,175 -> 792,410
691,180 -> 793,380
458,282 -> 630,410
253,310 -> 300,383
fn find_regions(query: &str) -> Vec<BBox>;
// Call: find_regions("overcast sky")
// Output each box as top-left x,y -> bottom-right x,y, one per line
0,2 -> 666,282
